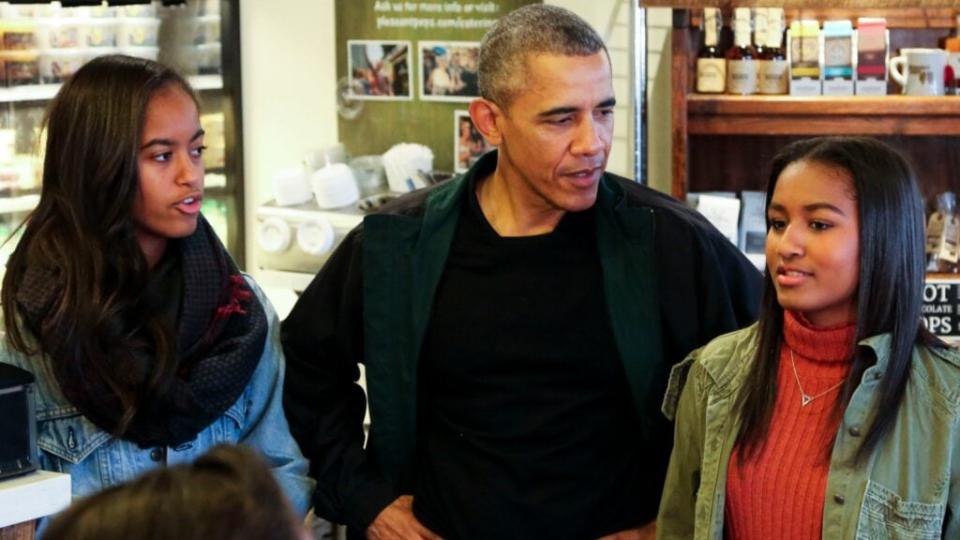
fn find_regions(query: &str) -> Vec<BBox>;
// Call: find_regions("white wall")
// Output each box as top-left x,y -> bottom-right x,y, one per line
240,0 -> 338,278
240,1 -> 673,277
645,7 -> 672,194
547,0 -> 634,179
546,2 -> 673,192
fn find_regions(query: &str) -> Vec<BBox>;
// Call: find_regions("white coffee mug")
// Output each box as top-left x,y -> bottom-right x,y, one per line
889,48 -> 947,96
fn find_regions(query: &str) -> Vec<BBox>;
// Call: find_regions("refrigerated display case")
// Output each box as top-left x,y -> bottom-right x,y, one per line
0,0 -> 246,268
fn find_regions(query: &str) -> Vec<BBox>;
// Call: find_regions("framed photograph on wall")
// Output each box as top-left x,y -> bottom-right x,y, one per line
420,41 -> 480,102
454,110 -> 495,173
347,40 -> 413,100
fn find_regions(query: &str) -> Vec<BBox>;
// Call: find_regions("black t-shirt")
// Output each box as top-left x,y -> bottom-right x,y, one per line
413,183 -> 648,539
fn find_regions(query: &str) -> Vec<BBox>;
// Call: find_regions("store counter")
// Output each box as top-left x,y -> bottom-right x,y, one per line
0,471 -> 70,539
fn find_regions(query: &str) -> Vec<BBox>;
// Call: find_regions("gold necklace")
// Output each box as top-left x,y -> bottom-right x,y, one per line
789,348 -> 845,407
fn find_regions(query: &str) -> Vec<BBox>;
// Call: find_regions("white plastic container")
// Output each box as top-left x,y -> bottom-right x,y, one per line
0,3 -> 57,18
311,163 -> 360,210
35,18 -> 82,49
39,48 -> 87,83
258,217 -> 293,254
296,218 -> 336,257
116,18 -> 160,47
349,155 -> 387,197
382,143 -> 433,192
88,4 -> 117,18
271,167 -> 313,207
84,18 -> 116,47
117,3 -> 158,18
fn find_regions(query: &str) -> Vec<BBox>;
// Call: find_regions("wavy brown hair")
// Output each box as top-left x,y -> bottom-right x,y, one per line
1,55 -> 197,435
42,445 -> 305,540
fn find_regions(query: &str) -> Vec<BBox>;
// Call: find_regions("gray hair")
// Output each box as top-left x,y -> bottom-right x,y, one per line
479,4 -> 607,107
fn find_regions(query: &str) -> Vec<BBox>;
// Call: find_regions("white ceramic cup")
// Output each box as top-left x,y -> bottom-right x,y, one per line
889,48 -> 947,96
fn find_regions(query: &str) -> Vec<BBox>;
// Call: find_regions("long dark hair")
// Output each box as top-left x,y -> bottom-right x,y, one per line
42,445 -> 304,540
2,55 -> 198,434
735,136 -> 941,462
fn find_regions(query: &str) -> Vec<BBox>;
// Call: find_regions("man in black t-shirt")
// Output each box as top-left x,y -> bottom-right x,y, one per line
282,5 -> 762,539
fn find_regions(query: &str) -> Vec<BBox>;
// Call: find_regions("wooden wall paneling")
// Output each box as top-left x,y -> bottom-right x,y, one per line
671,8 -> 693,198
686,134 -> 960,203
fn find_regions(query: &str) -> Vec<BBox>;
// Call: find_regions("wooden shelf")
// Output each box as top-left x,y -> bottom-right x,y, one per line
643,1 -> 960,9
689,9 -> 958,29
0,194 -> 39,215
687,95 -> 960,136
669,6 -> 960,198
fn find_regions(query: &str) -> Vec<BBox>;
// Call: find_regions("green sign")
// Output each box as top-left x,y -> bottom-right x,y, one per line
335,0 -> 539,172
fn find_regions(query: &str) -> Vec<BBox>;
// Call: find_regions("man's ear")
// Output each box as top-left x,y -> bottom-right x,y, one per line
469,98 -> 504,146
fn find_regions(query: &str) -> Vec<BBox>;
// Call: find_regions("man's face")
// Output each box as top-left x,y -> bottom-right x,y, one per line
494,51 -> 614,214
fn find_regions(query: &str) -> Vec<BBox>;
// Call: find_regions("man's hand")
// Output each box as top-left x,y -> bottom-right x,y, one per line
367,495 -> 441,540
597,519 -> 656,540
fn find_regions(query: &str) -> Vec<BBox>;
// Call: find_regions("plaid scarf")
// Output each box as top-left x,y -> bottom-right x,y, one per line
17,216 -> 267,447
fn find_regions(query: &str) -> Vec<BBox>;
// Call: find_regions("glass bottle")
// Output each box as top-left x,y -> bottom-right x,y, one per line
758,8 -> 788,94
927,192 -> 960,273
696,7 -> 725,94
752,8 -> 768,62
726,7 -> 757,95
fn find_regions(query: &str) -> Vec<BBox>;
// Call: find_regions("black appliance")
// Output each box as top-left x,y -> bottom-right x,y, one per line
0,363 -> 37,480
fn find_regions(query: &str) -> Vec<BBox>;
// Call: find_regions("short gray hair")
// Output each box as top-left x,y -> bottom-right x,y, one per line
479,4 -> 607,107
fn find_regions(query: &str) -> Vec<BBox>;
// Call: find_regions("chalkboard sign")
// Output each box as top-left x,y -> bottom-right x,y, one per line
923,278 -> 960,343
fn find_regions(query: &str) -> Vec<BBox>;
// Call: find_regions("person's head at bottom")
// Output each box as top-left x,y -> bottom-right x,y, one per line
42,445 -> 310,540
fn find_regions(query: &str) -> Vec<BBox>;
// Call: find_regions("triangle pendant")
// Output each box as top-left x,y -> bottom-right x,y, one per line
801,394 -> 813,407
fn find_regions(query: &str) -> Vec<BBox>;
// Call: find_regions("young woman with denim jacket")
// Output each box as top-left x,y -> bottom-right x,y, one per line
657,137 -> 960,539
0,55 -> 313,523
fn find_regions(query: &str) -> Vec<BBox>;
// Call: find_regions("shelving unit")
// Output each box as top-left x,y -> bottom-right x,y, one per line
686,95 -> 960,135
652,2 -> 960,200
0,75 -> 222,104
0,194 -> 39,215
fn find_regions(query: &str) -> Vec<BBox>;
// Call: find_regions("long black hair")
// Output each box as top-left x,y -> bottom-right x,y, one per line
734,136 -> 942,462
2,55 -> 198,435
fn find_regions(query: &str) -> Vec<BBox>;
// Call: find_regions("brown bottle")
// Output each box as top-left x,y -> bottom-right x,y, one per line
696,7 -> 726,93
726,7 -> 757,94
758,8 -> 788,94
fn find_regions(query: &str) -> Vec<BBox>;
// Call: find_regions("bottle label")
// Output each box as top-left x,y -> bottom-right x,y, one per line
942,216 -> 960,264
927,212 -> 945,255
759,59 -> 789,94
727,60 -> 757,94
697,58 -> 726,93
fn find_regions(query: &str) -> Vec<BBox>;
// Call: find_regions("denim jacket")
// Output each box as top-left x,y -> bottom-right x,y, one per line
1,276 -> 314,521
657,323 -> 960,540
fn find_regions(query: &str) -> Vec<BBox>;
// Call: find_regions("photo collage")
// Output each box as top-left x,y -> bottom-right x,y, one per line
347,39 -> 494,172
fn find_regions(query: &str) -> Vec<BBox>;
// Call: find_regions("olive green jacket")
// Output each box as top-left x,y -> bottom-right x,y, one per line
657,323 -> 960,540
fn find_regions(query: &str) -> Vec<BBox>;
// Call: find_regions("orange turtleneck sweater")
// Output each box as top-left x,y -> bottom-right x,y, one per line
724,311 -> 856,540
